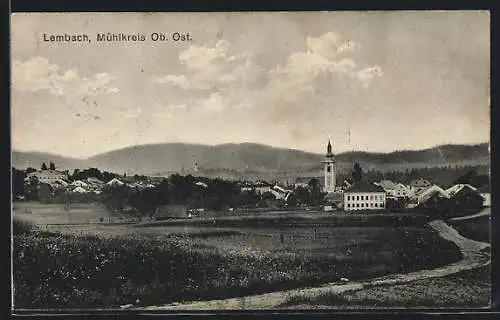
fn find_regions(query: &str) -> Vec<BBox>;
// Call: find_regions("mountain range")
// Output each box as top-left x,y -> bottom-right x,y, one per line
12,142 -> 490,180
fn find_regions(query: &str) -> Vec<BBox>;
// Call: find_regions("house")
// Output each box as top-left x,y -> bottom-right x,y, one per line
343,182 -> 387,211
70,180 -> 89,188
415,185 -> 449,205
195,181 -> 208,188
71,186 -> 88,193
446,184 -> 485,214
323,192 -> 343,211
86,177 -> 104,185
415,186 -> 450,214
271,185 -> 294,201
294,177 -> 320,190
49,179 -> 69,189
376,180 -> 412,198
153,205 -> 188,220
414,184 -> 450,204
106,178 -> 125,187
409,178 -> 432,194
27,170 -> 68,184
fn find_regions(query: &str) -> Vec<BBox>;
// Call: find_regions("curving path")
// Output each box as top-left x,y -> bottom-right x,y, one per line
140,219 -> 491,310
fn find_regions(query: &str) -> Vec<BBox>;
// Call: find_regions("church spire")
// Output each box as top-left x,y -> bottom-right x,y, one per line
326,139 -> 333,156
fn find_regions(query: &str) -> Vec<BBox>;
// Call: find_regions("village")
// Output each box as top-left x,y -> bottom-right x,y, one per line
12,141 -> 490,221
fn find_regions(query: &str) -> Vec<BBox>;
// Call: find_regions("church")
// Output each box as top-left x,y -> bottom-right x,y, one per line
322,140 -> 387,211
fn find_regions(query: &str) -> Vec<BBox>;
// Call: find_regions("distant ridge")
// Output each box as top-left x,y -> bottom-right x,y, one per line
12,142 -> 489,179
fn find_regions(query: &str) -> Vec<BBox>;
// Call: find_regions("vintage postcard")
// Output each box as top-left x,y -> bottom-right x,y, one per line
11,12 -> 490,311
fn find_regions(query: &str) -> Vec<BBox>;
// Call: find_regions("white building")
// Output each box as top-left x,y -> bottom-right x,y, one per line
70,180 -> 89,188
343,182 -> 387,211
106,178 -> 125,187
323,140 -> 336,193
26,170 -> 68,184
376,180 -> 412,198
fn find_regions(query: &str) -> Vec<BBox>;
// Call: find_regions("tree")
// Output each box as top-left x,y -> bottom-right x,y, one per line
352,162 -> 363,183
454,170 -> 477,185
41,162 -> 48,170
308,178 -> 325,206
49,162 -> 56,170
25,176 -> 39,201
295,186 -> 311,205
25,167 -> 37,174
12,167 -> 26,198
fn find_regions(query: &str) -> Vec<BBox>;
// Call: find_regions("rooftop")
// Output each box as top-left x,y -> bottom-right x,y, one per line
344,182 -> 386,193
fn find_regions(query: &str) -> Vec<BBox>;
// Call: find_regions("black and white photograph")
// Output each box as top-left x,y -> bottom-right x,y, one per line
11,11 -> 491,311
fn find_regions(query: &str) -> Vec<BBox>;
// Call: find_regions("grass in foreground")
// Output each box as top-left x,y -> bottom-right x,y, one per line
281,265 -> 490,309
13,219 -> 461,309
448,216 -> 490,243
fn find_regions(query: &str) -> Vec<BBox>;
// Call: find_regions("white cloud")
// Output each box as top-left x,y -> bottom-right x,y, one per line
152,74 -> 192,90
200,92 -> 227,112
124,108 -> 142,119
12,57 -> 120,96
356,66 -> 384,88
153,31 -> 383,115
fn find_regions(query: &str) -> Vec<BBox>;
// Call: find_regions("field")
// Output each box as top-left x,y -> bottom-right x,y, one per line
281,265 -> 491,309
448,215 -> 491,243
13,202 -> 119,225
12,202 -> 463,309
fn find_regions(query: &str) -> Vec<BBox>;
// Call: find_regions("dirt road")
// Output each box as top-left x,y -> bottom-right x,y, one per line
140,219 -> 490,310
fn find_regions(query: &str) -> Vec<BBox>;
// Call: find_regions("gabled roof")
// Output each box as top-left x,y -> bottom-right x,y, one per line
107,178 -> 125,186
71,186 -> 88,193
377,180 -> 398,190
344,182 -> 386,193
87,177 -> 104,184
417,185 -> 449,203
410,178 -> 432,187
446,184 -> 478,197
195,181 -> 208,188
71,180 -> 88,187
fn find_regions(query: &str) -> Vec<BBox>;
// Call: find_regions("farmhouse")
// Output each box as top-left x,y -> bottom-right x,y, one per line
86,177 -> 104,185
107,178 -> 125,187
49,179 -> 69,189
27,170 -> 69,184
409,178 -> 432,194
343,182 -> 386,211
376,180 -> 412,198
70,180 -> 89,188
446,184 -> 485,214
414,185 -> 449,205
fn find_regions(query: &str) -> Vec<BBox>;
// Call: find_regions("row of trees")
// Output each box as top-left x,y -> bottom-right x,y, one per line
102,174 -> 261,215
335,164 -> 489,189
40,162 -> 57,171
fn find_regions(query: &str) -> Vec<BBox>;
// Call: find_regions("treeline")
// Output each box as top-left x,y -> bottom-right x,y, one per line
335,164 -> 489,188
101,174 -> 272,215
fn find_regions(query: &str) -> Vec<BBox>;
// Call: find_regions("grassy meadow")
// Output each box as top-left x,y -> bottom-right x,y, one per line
281,265 -> 490,309
448,215 -> 491,243
13,202 -> 463,309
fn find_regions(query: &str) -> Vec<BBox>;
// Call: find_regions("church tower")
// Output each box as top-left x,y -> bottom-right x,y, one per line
323,140 -> 336,193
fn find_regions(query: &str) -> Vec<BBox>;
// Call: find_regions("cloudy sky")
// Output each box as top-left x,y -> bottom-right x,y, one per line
11,12 -> 490,158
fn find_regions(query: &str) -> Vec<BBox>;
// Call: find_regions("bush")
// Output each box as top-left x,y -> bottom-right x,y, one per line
13,218 -> 37,235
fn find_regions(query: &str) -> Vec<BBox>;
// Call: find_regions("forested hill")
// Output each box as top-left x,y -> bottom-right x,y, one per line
12,142 -> 489,178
